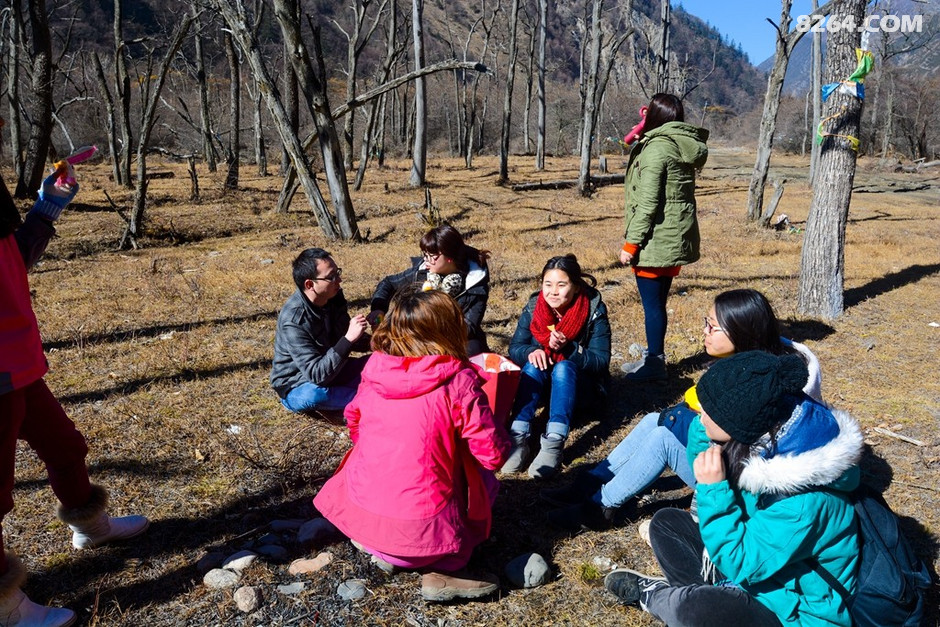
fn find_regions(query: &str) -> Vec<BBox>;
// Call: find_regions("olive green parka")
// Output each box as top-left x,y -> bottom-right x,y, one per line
623,121 -> 709,268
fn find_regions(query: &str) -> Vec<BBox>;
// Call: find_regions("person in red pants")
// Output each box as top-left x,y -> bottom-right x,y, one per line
0,165 -> 149,627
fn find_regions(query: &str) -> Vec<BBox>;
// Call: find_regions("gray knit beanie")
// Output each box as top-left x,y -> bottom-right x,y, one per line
697,351 -> 809,445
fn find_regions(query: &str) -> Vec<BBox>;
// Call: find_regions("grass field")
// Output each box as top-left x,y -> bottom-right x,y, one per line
7,149 -> 939,625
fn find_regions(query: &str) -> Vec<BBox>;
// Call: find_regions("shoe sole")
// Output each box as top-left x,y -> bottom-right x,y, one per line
604,568 -> 666,587
421,582 -> 498,602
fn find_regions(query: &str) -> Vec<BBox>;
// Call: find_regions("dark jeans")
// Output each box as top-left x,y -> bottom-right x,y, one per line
643,508 -> 783,627
635,274 -> 673,357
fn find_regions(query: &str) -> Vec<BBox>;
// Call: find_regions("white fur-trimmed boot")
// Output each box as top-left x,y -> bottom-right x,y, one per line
57,485 -> 150,550
0,552 -> 76,627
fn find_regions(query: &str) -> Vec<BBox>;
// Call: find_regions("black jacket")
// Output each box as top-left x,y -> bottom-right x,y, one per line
370,257 -> 490,347
270,289 -> 361,398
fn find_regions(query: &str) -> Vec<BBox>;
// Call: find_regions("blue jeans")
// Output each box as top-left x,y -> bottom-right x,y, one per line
635,274 -> 673,356
509,359 -> 579,439
587,412 -> 695,508
280,357 -> 366,413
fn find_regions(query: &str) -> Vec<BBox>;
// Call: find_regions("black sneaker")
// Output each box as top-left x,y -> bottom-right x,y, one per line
604,569 -> 667,606
539,471 -> 604,508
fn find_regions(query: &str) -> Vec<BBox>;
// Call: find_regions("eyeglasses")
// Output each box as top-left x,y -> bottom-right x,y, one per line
422,251 -> 441,263
703,317 -> 725,336
312,268 -> 343,283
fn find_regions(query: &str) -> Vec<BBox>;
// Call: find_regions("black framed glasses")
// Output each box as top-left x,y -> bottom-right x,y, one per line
313,268 -> 343,283
422,251 -> 441,263
703,316 -> 724,336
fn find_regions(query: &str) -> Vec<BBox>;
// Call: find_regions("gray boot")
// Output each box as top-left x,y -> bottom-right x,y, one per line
499,431 -> 530,474
624,354 -> 667,382
527,434 -> 565,479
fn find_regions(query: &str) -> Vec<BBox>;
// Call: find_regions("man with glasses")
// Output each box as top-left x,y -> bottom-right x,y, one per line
271,248 -> 370,414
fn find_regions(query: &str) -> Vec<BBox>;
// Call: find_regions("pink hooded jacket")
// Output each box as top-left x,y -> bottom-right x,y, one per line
313,352 -> 510,558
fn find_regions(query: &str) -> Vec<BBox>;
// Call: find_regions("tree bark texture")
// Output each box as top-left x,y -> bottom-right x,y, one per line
797,0 -> 867,319
6,0 -> 23,180
91,53 -> 121,185
536,0 -> 547,170
409,0 -> 427,187
15,0 -> 53,199
498,0 -> 520,183
224,31 -> 240,190
194,9 -> 218,172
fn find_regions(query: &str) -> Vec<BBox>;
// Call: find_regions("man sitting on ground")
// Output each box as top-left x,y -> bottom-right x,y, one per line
271,248 -> 369,414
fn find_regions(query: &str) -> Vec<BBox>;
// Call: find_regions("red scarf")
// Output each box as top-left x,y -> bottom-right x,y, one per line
530,291 -> 590,362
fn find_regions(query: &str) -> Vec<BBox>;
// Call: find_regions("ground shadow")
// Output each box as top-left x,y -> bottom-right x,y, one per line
779,318 -> 837,344
844,263 -> 940,309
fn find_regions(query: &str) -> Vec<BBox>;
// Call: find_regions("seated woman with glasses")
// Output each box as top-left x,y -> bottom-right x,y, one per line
368,225 -> 491,355
542,288 -> 823,531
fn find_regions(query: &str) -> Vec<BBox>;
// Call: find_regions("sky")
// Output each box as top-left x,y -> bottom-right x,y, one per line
676,0 -> 822,65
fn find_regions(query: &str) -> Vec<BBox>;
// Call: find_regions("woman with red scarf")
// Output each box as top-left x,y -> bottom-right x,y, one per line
501,255 -> 611,478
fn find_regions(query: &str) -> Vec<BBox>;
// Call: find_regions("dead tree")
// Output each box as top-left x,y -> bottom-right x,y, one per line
354,0 -> 405,190
15,0 -> 53,198
519,4 -> 537,154
334,0 -> 389,172
91,54 -> 121,184
121,17 -> 194,250
746,1 -> 832,221
223,30 -> 240,190
577,0 -> 634,197
409,0 -> 426,187
280,0 -> 300,176
249,0 -> 267,176
5,0 -> 24,180
115,0 -> 133,187
498,0 -> 520,184
656,0 -> 670,93
535,0 -> 547,170
193,7 -> 218,172
797,0 -> 867,319
213,0 -> 339,237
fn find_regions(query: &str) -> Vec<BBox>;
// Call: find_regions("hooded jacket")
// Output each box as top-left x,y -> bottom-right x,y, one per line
687,397 -> 864,626
623,121 -> 709,268
508,285 -> 611,378
370,257 -> 490,347
1,211 -> 55,395
314,353 -> 510,558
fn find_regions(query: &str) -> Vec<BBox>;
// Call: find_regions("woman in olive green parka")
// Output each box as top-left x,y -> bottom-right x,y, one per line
619,93 -> 709,381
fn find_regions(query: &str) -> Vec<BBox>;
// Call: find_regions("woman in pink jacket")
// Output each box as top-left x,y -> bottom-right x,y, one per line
314,288 -> 511,602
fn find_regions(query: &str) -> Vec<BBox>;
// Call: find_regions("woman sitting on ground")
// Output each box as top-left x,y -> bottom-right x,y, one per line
368,224 -> 491,355
543,288 -> 822,530
603,350 -> 863,626
314,288 -> 510,603
500,254 -> 611,479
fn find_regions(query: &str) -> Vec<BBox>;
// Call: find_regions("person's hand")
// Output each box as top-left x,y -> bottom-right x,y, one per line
693,444 -> 726,484
528,349 -> 552,370
619,248 -> 634,266
366,310 -> 384,329
33,163 -> 79,221
345,314 -> 369,343
548,329 -> 568,352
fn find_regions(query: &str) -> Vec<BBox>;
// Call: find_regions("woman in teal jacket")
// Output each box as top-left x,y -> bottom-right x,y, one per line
604,351 -> 863,626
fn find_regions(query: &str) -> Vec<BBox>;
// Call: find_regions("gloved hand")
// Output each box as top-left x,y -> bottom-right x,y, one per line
32,163 -> 79,221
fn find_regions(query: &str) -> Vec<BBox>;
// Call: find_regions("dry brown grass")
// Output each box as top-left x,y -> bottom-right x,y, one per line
6,150 -> 939,625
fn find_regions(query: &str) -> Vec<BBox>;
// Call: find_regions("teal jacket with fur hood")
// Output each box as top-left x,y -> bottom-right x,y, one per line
623,121 -> 709,267
687,397 -> 864,626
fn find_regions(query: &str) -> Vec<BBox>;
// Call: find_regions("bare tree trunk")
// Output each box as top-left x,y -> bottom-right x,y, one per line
6,0 -> 23,180
250,0 -> 267,176
536,0 -> 547,170
224,31 -> 240,190
115,0 -> 132,188
272,0 -> 360,239
194,8 -> 218,172
797,0 -> 866,319
122,18 -> 194,249
521,13 -> 536,154
92,53 -> 121,184
280,0 -> 299,176
15,0 -> 53,198
809,0 -> 821,183
214,0 -> 339,237
498,0 -> 520,184
746,2 -> 831,221
657,0 -> 670,93
409,0 -> 426,187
